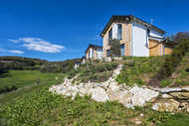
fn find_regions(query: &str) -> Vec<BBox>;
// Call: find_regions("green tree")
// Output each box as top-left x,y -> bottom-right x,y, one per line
109,39 -> 121,57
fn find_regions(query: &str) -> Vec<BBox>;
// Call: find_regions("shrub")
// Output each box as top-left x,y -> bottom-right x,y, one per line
0,85 -> 17,94
156,39 -> 189,81
40,63 -> 63,73
109,39 -> 121,57
75,62 -> 118,83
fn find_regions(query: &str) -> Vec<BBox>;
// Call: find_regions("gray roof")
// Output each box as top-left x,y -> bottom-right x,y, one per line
100,15 -> 166,37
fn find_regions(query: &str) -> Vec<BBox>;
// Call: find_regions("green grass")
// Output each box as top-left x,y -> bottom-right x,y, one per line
72,61 -> 118,83
1,64 -> 189,126
160,52 -> 189,87
156,113 -> 189,126
0,70 -> 64,89
116,56 -> 166,86
1,88 -> 189,126
117,55 -> 189,87
0,70 -> 65,105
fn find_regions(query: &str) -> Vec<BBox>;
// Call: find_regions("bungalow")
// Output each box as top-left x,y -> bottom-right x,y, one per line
100,15 -> 173,57
85,44 -> 103,60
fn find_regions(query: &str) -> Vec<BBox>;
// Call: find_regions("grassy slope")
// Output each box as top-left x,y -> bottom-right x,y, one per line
0,70 -> 65,105
117,54 -> 189,87
160,52 -> 189,87
1,58 -> 189,125
1,88 -> 189,126
116,56 -> 166,86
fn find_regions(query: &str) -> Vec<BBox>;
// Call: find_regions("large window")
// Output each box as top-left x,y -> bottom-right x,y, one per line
107,50 -> 111,57
117,24 -> 122,40
109,28 -> 112,40
120,44 -> 125,56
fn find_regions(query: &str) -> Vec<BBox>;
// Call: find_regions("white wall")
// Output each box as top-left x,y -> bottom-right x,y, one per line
89,48 -> 93,58
96,49 -> 103,59
132,23 -> 149,57
112,24 -> 118,39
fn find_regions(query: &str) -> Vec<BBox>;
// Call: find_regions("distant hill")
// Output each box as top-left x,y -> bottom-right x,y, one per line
0,56 -> 81,76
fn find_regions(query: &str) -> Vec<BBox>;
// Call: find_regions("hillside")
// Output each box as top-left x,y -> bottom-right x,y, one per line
1,55 -> 189,126
1,39 -> 189,126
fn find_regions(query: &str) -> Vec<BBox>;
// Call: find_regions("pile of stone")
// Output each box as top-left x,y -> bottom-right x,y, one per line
50,65 -> 159,108
151,87 -> 189,113
50,64 -> 189,113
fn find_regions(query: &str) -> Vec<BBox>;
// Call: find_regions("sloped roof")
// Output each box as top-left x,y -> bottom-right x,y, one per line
85,44 -> 102,53
100,15 -> 166,37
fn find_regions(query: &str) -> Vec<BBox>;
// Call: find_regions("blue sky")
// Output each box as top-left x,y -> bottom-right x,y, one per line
0,0 -> 188,61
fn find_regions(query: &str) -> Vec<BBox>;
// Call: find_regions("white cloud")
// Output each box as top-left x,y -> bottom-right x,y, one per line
9,50 -> 24,54
0,48 -> 24,54
9,37 -> 64,53
8,39 -> 20,43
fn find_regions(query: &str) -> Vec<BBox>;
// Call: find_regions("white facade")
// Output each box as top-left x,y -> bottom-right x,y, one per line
132,23 -> 149,57
96,48 -> 103,59
132,22 -> 164,57
112,24 -> 118,39
89,48 -> 93,58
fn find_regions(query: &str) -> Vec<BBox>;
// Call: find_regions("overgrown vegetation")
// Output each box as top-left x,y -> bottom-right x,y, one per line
150,36 -> 189,87
159,52 -> 189,87
0,56 -> 81,77
0,70 -> 64,99
0,56 -> 46,74
1,88 -> 189,126
117,32 -> 189,87
116,56 -> 166,86
72,61 -> 118,83
40,58 -> 81,73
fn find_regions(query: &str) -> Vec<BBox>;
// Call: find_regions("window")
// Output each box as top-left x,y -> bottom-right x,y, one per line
117,24 -> 122,40
107,50 -> 111,57
88,51 -> 90,59
109,28 -> 112,40
120,44 -> 125,56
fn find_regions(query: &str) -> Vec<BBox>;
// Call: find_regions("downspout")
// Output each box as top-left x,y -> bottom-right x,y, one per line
146,26 -> 150,56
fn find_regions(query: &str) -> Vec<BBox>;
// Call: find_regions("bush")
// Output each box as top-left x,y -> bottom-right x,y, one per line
157,39 -> 189,80
74,62 -> 118,83
0,85 -> 17,94
40,63 -> 63,73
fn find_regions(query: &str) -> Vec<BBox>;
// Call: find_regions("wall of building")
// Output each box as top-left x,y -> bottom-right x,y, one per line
102,22 -> 132,57
149,39 -> 163,56
102,23 -> 113,57
96,48 -> 103,59
132,23 -> 149,57
164,47 -> 173,55
86,48 -> 94,59
85,47 -> 103,60
102,21 -> 165,57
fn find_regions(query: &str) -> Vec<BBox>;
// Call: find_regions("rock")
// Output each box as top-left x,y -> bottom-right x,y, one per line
140,113 -> 144,117
179,102 -> 189,112
50,65 -> 162,110
170,92 -> 189,99
152,86 -> 189,93
152,99 -> 180,112
161,94 -> 173,99
89,87 -> 109,102
108,82 -> 120,91
129,117 -> 143,125
129,86 -> 159,106
108,89 -> 133,107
